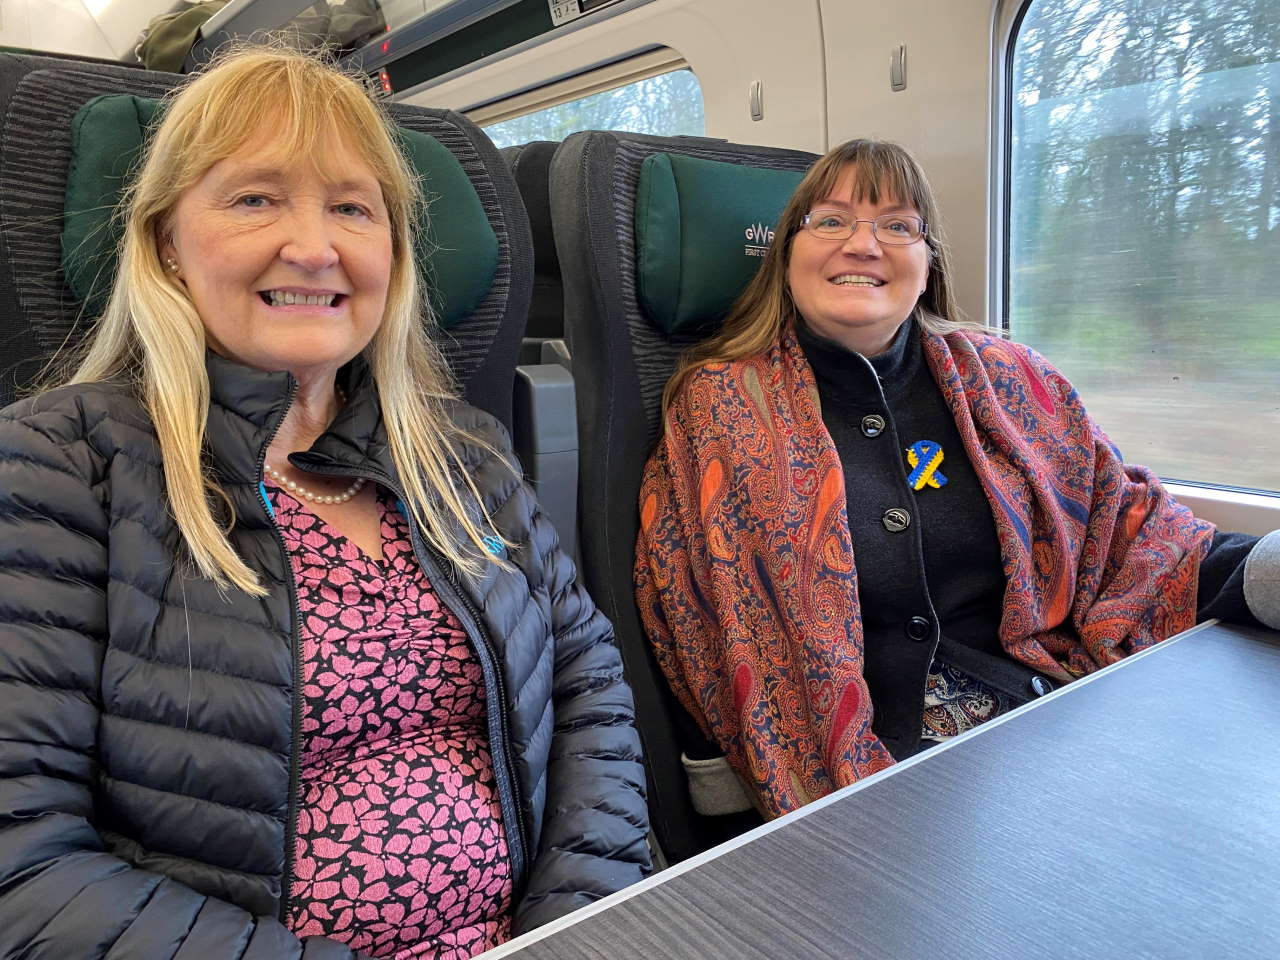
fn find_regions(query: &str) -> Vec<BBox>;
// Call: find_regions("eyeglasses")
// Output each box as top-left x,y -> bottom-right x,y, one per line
801,209 -> 928,245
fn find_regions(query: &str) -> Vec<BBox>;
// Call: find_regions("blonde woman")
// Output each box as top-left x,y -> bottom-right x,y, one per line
0,48 -> 648,959
636,139 -> 1278,820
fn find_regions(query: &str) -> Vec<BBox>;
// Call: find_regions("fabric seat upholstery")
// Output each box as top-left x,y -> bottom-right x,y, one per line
0,52 -> 531,430
501,140 -> 564,342
550,130 -> 817,862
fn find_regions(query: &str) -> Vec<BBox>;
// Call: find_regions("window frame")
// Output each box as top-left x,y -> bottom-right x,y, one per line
993,0 -> 1036,339
465,47 -> 693,128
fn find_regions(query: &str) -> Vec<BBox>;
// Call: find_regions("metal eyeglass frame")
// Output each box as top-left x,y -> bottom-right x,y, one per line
800,211 -> 929,245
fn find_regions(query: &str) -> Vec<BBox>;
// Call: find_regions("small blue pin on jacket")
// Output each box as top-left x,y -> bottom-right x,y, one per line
906,440 -> 948,491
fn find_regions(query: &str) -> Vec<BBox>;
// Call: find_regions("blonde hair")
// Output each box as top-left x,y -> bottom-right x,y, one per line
62,45 -> 508,595
663,139 -> 984,411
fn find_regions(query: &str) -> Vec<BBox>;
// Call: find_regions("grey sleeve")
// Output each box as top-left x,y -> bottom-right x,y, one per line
1243,529 -> 1280,629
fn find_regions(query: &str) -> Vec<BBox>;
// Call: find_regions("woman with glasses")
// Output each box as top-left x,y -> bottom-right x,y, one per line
635,139 -> 1278,819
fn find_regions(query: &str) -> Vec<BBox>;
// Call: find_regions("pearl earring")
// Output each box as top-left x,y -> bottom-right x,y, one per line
166,258 -> 179,273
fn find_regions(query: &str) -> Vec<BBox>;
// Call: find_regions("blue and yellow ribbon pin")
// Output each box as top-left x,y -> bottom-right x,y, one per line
906,440 -> 948,491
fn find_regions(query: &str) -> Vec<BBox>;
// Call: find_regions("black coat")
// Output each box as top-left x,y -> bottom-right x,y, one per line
0,353 -> 650,959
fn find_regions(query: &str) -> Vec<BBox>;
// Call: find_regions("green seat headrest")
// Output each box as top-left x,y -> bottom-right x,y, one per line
62,94 -> 496,330
634,152 -> 805,334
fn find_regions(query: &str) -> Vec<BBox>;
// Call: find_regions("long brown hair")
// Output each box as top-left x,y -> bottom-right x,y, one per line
663,139 -> 980,412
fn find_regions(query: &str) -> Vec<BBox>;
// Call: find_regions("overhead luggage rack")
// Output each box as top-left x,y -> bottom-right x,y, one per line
184,0 -> 406,70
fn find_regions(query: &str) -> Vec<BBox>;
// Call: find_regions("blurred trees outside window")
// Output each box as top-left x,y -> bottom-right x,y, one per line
483,68 -> 704,149
1010,0 -> 1280,492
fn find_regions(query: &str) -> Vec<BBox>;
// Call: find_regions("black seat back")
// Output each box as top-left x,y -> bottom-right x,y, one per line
501,140 -> 564,343
551,130 -> 816,861
0,52 -> 530,429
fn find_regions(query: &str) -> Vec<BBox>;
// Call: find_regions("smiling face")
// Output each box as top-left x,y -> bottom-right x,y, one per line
162,130 -> 393,384
786,164 -> 930,356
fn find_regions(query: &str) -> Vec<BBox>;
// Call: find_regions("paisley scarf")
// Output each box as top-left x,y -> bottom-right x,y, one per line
635,324 -> 1214,817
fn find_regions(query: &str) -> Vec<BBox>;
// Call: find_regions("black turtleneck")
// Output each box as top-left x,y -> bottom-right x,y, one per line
796,319 -> 1008,758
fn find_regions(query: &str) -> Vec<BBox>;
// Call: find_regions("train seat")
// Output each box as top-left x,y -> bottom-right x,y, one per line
500,138 -> 579,559
550,129 -> 817,863
0,51 -> 531,436
500,140 -> 567,350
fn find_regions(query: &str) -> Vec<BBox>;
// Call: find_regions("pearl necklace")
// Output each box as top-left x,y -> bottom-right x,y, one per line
264,462 -> 366,505
264,386 -> 365,505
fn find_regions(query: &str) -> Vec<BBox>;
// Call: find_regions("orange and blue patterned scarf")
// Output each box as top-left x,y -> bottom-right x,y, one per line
635,324 -> 1214,817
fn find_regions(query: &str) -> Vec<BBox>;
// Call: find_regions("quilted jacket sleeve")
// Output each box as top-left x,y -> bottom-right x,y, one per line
513,495 -> 651,933
0,409 -> 365,960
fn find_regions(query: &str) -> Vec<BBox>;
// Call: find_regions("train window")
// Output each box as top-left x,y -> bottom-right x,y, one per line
1008,0 -> 1280,494
472,51 -> 704,150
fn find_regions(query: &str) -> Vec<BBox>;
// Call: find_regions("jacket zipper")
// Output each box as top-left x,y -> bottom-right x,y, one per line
411,529 -> 532,891
250,379 -> 305,925
289,461 -> 531,892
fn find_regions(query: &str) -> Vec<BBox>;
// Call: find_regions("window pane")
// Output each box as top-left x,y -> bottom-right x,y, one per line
483,69 -> 705,149
1009,0 -> 1280,493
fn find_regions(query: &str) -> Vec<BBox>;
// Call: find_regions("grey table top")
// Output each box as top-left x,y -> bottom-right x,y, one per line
484,620 -> 1280,960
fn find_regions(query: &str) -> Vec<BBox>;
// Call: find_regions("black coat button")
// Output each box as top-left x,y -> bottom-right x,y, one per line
882,507 -> 911,532
904,616 -> 931,642
861,414 -> 886,437
1029,675 -> 1054,697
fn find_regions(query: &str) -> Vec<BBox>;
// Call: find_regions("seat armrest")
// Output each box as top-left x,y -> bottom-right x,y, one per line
540,338 -> 571,371
512,362 -> 578,559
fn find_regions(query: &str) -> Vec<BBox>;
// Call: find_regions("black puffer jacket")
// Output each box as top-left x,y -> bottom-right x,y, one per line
0,353 -> 650,959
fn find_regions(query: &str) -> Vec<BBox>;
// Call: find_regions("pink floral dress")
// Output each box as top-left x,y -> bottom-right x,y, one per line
268,485 -> 513,959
